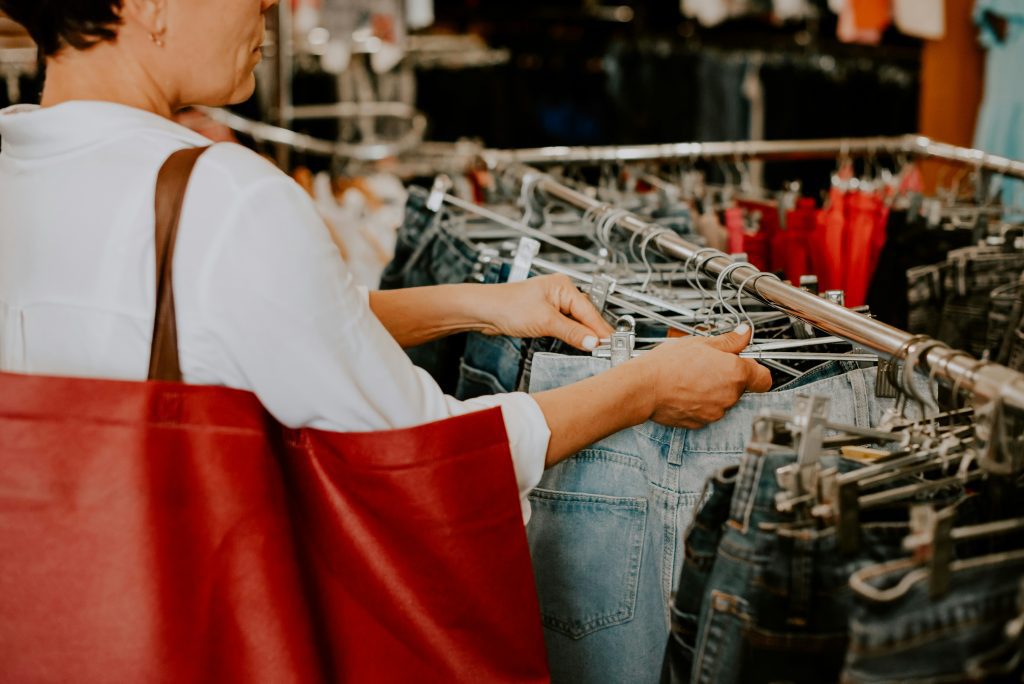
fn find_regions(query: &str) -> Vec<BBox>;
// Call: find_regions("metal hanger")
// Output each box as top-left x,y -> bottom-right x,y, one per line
900,505 -> 1024,599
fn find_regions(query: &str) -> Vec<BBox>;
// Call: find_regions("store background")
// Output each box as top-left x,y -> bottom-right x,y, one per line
0,0 -> 987,177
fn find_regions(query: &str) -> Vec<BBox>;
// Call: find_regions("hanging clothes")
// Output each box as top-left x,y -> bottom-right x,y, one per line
893,0 -> 945,39
973,0 -> 1024,219
784,197 -> 819,284
843,190 -> 888,307
816,186 -> 847,291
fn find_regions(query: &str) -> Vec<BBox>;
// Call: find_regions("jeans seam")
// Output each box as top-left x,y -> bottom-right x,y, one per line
739,453 -> 764,533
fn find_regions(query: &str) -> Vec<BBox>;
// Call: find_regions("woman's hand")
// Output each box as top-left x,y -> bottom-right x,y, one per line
633,324 -> 773,429
477,275 -> 614,350
533,324 -> 772,467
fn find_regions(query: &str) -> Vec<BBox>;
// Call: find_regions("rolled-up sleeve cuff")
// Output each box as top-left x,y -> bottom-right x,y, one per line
459,392 -> 550,525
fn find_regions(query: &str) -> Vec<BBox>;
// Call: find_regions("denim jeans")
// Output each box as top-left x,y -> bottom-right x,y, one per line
453,260 -> 522,400
842,549 -> 1024,684
907,264 -> 947,339
1010,323 -> 1024,372
525,355 -> 900,684
380,186 -> 480,393
455,333 -> 523,399
935,253 -> 1024,359
985,281 -> 1024,365
663,464 -> 738,683
685,445 -> 912,684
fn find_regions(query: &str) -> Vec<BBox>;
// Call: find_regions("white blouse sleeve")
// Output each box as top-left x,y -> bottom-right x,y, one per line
183,173 -> 550,522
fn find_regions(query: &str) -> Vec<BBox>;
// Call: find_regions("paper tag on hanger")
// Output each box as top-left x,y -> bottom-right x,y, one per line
508,238 -> 541,283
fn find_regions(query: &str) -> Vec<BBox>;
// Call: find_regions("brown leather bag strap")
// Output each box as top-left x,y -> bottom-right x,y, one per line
149,146 -> 212,382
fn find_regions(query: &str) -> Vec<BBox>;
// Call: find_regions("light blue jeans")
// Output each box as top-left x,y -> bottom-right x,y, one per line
526,355 -> 906,684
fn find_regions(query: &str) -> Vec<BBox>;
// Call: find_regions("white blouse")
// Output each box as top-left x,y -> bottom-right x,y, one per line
0,101 -> 549,521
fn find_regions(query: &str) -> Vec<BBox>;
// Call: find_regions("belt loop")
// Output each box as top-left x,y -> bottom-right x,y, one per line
729,447 -> 765,533
668,429 -> 684,466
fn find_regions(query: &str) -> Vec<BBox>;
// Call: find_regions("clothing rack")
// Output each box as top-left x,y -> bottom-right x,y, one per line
500,164 -> 1024,420
196,105 -> 427,162
485,136 -> 1024,181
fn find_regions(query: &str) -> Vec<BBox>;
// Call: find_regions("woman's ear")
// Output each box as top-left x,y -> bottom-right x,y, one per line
119,0 -> 167,42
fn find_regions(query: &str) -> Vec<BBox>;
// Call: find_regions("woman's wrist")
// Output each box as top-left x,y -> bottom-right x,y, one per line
610,357 -> 659,425
453,283 -> 503,335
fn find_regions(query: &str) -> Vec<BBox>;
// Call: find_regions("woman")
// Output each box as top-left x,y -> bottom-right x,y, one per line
0,0 -> 771,522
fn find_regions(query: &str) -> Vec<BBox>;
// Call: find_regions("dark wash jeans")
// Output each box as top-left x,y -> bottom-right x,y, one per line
684,445 -> 911,684
380,186 -> 480,393
662,465 -> 738,683
934,254 -> 1024,359
843,549 -> 1024,684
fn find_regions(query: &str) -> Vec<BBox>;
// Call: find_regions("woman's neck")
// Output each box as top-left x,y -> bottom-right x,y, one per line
40,44 -> 175,119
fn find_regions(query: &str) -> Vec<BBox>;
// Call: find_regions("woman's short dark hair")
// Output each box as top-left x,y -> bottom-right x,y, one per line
0,0 -> 123,57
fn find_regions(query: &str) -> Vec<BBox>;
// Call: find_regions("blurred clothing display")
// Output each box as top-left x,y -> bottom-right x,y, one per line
893,0 -> 945,39
973,0 -> 1024,219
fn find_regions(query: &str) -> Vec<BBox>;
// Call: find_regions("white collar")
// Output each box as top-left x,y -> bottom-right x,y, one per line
0,101 -> 209,158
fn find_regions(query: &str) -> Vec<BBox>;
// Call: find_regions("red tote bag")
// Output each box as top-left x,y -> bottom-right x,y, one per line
0,147 -> 549,683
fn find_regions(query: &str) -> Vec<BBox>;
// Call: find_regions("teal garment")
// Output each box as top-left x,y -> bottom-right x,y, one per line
973,0 -> 1024,219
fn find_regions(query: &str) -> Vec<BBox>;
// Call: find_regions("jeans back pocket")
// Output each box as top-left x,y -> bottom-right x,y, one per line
527,489 -> 647,639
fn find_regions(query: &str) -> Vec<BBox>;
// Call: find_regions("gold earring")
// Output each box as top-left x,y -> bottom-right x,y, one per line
150,32 -> 165,48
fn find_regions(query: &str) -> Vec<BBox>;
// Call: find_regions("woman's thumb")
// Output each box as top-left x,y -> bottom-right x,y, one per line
552,315 -> 601,351
701,323 -> 751,354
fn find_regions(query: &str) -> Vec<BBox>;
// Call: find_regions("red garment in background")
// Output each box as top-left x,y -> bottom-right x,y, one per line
737,199 -> 779,273
868,197 -> 890,288
784,198 -> 818,284
725,206 -> 746,255
843,191 -> 877,306
848,190 -> 890,307
850,0 -> 893,31
0,373 -> 550,684
815,187 -> 847,291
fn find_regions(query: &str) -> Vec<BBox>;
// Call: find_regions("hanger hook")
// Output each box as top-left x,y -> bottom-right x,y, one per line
589,204 -> 619,255
888,334 -> 931,420
903,338 -> 951,418
520,172 -> 547,228
714,261 -> 752,330
627,221 -> 652,262
681,250 -> 708,314
639,226 -> 672,292
950,356 -> 989,412
689,248 -> 726,322
600,208 -> 632,266
736,271 -> 781,338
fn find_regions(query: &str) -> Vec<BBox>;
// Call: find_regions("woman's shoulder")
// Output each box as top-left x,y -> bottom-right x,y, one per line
194,142 -> 293,193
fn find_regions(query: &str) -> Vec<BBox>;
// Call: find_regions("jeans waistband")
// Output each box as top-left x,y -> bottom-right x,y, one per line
527,353 -> 882,454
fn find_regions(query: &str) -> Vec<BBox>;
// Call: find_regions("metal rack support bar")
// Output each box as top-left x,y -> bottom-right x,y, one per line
485,135 -> 1024,181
